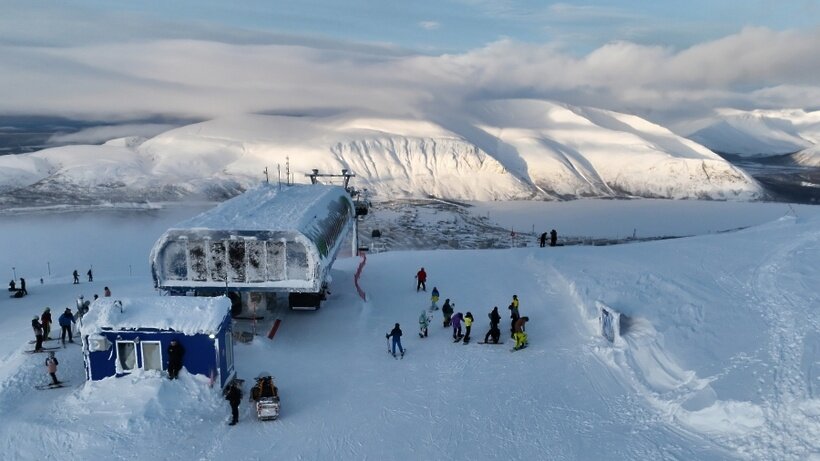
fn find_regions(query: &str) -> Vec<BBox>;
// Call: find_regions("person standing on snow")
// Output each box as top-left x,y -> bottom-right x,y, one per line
451,311 -> 464,340
430,287 -> 440,310
418,310 -> 431,338
167,339 -> 185,379
441,299 -> 453,327
225,381 -> 242,426
72,270 -> 79,284
41,307 -> 52,339
32,316 -> 44,352
8,279 -> 15,292
508,295 -> 520,338
415,267 -> 427,292
87,269 -> 93,282
550,229 -> 558,247
19,277 -> 27,295
463,312 -> 474,343
513,316 -> 530,350
386,323 -> 405,357
539,232 -> 547,248
58,308 -> 75,344
103,286 -> 111,297
484,306 -> 502,343
45,351 -> 60,385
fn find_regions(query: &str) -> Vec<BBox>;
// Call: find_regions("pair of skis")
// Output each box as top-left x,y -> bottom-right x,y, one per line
35,381 -> 69,390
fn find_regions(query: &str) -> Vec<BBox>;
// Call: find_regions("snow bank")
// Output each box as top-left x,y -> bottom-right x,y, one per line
81,296 -> 231,336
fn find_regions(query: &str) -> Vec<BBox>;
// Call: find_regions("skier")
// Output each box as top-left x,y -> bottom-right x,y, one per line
415,267 -> 427,292
225,381 -> 242,426
41,307 -> 52,339
418,310 -> 430,338
508,295 -> 520,338
463,312 -> 474,343
513,316 -> 530,350
484,306 -> 502,343
8,279 -> 14,292
167,339 -> 185,379
32,316 -> 44,352
539,232 -> 547,248
104,286 -> 111,297
550,229 -> 558,247
430,287 -> 440,310
19,277 -> 27,295
45,351 -> 60,385
386,323 -> 404,357
441,299 -> 453,327
58,308 -> 75,344
72,270 -> 79,284
451,312 -> 464,340
87,269 -> 93,282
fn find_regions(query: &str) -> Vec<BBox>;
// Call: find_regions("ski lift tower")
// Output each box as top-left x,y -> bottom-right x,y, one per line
305,169 -> 370,255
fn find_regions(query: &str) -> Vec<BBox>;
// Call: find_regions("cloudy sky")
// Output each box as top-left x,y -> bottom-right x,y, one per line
1,0 -> 819,132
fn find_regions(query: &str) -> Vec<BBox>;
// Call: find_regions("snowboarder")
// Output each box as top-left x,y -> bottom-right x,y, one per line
72,270 -> 79,284
87,269 -> 93,282
484,306 -> 502,343
508,295 -> 520,338
441,299 -> 453,327
539,232 -> 547,248
31,316 -> 44,352
167,339 -> 185,379
58,308 -> 75,344
550,229 -> 558,247
430,287 -> 440,310
104,286 -> 111,297
386,323 -> 404,357
415,267 -> 427,292
45,351 -> 60,385
418,310 -> 430,338
513,316 -> 530,350
19,277 -> 27,295
463,312 -> 474,343
8,279 -> 14,292
41,307 -> 52,339
225,381 -> 242,425
451,312 -> 464,340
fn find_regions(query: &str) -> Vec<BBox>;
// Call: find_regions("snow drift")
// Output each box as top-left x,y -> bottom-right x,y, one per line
0,100 -> 763,205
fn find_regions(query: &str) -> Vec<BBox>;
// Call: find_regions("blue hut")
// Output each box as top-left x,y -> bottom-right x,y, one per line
80,296 -> 235,389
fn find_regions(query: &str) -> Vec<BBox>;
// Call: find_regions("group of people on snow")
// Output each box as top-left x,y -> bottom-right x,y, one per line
539,229 -> 558,248
8,278 -> 27,298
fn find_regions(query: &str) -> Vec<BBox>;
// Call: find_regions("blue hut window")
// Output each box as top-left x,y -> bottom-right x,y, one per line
141,341 -> 163,371
117,341 -> 137,371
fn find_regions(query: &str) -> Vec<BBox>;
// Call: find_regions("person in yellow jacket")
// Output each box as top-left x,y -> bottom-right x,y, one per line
462,312 -> 474,344
513,316 -> 529,350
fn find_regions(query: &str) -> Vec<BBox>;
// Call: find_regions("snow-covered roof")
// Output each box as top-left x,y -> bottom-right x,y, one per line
80,296 -> 231,336
174,182 -> 349,232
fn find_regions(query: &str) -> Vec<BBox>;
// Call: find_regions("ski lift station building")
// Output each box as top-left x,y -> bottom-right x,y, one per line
80,296 -> 235,388
149,183 -> 355,311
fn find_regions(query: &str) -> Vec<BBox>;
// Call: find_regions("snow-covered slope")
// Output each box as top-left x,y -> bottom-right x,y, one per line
688,108 -> 820,164
0,100 -> 764,205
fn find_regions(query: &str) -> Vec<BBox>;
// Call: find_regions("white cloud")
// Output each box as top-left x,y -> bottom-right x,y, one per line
419,21 -> 441,30
1,26 -> 819,131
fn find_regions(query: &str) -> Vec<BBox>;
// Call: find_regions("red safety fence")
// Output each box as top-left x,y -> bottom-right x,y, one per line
354,252 -> 367,301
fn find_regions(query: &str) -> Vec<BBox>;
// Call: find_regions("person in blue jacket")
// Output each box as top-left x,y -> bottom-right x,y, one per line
58,308 -> 76,344
386,323 -> 404,357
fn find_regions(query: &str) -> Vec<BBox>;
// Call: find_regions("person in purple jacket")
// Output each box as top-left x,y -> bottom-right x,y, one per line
451,312 -> 464,340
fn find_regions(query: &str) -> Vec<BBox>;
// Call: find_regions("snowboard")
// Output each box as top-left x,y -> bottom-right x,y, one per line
452,335 -> 464,343
35,381 -> 68,390
511,344 -> 529,352
478,341 -> 505,345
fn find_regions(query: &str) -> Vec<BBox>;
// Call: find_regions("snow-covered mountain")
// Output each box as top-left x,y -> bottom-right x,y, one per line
0,100 -> 763,207
687,108 -> 820,164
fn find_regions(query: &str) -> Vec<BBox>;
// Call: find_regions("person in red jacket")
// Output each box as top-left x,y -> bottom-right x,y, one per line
415,267 -> 427,292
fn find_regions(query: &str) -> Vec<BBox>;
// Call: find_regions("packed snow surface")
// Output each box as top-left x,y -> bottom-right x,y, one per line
0,200 -> 819,460
0,100 -> 763,204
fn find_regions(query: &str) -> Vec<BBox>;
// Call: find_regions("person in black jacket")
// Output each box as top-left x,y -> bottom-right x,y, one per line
167,339 -> 185,379
19,278 -> 27,295
32,316 -> 44,351
484,306 -> 502,343
225,382 -> 242,425
386,323 -> 404,357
